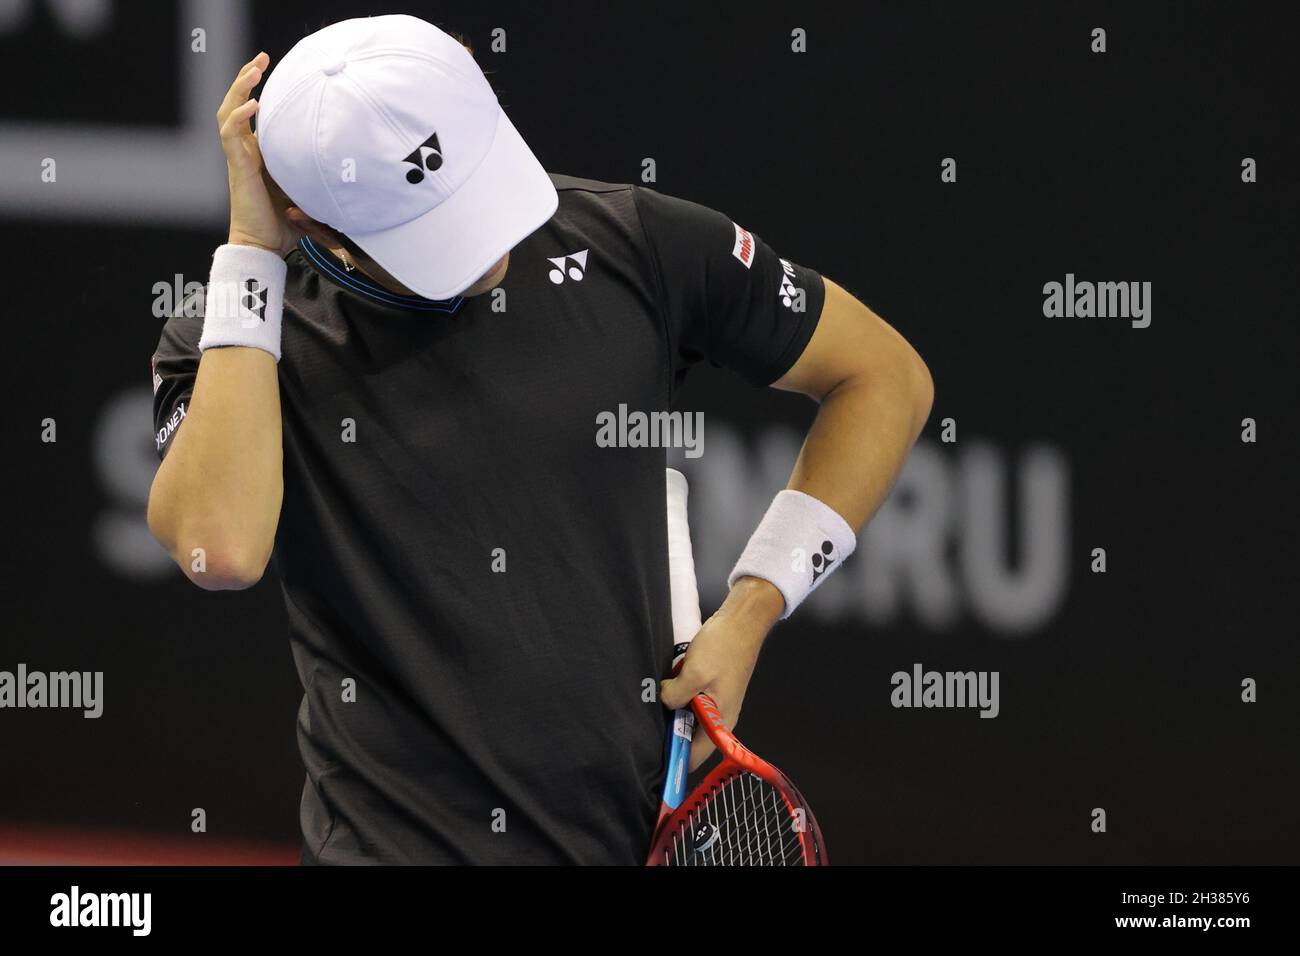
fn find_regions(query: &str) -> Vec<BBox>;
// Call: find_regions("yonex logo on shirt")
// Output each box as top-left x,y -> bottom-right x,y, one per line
778,258 -> 805,311
547,249 -> 589,284
155,401 -> 186,451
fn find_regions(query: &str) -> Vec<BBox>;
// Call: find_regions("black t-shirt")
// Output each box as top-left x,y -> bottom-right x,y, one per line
152,174 -> 825,864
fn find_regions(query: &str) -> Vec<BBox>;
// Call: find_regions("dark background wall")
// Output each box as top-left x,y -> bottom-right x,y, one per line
1,0 -> 1295,864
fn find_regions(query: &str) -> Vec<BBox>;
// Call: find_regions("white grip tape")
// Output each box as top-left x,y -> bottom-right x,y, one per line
666,468 -> 703,647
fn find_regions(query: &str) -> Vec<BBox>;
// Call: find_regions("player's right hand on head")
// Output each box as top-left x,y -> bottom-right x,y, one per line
218,52 -> 301,257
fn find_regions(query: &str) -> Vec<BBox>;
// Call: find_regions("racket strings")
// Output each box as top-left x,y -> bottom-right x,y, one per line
663,771 -> 808,866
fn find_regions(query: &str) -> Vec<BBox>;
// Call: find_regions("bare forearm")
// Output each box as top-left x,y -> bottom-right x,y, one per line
788,351 -> 932,533
718,354 -> 931,634
148,346 -> 283,588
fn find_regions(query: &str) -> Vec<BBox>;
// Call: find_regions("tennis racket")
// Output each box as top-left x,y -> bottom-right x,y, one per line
648,468 -> 827,866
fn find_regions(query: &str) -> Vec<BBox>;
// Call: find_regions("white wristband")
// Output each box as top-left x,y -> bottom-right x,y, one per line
727,490 -> 856,619
198,244 -> 287,361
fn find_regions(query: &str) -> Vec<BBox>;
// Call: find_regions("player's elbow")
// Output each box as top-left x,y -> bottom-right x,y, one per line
151,511 -> 270,590
185,545 -> 268,591
148,478 -> 272,590
864,334 -> 933,438
906,345 -> 934,433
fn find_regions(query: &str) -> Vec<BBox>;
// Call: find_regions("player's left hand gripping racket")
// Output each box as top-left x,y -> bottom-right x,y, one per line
649,469 -> 827,866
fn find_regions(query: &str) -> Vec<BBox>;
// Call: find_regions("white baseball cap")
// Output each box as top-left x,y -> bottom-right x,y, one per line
256,14 -> 558,300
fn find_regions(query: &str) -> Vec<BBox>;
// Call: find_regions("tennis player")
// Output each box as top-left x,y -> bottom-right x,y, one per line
147,15 -> 932,864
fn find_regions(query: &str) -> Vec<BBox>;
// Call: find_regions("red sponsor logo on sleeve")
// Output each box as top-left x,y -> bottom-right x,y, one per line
731,222 -> 755,269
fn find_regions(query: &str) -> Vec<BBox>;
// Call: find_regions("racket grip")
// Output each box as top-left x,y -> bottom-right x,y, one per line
662,706 -> 696,810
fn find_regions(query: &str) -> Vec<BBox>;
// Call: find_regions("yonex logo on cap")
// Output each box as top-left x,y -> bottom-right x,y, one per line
402,132 -> 444,184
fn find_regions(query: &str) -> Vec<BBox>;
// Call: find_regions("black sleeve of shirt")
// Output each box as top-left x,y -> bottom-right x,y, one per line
151,289 -> 204,461
631,184 -> 826,388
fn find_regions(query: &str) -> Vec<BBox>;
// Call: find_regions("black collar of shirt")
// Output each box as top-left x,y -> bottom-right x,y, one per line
297,237 -> 465,315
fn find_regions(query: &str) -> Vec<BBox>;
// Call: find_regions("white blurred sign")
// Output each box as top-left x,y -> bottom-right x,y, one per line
0,0 -> 245,224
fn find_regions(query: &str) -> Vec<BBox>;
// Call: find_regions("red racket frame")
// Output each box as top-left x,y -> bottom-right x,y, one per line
646,693 -> 827,866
